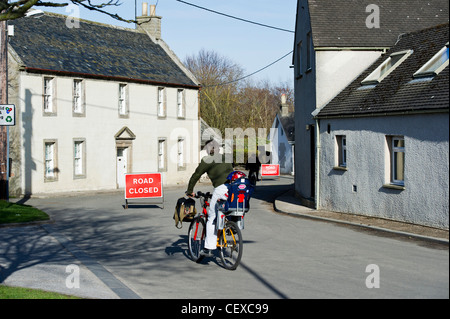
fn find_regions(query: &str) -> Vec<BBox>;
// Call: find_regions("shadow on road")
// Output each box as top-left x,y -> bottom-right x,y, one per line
0,226 -> 70,284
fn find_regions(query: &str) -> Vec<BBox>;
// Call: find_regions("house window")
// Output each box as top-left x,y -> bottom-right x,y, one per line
44,140 -> 57,181
157,87 -> 166,117
73,79 -> 84,115
295,41 -> 303,78
119,83 -> 128,117
414,43 -> 449,78
391,137 -> 405,186
158,138 -> 167,171
74,139 -> 86,178
43,77 -> 55,114
335,135 -> 347,168
361,50 -> 413,85
306,31 -> 312,71
385,136 -> 405,188
177,89 -> 185,118
177,138 -> 185,169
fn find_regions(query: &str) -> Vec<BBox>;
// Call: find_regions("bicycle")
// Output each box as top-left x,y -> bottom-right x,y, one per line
187,191 -> 244,270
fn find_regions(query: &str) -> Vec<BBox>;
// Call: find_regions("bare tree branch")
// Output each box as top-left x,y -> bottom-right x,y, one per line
0,0 -> 135,23
184,49 -> 292,136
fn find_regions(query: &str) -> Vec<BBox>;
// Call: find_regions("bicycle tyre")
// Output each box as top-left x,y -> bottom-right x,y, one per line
219,220 -> 243,270
188,217 -> 206,263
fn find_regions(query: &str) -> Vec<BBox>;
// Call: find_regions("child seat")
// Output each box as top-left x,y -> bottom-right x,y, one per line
225,178 -> 254,215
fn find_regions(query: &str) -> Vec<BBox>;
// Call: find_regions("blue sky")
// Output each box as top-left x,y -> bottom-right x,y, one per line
40,0 -> 297,86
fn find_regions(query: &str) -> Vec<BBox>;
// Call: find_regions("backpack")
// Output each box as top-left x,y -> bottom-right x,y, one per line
173,197 -> 196,229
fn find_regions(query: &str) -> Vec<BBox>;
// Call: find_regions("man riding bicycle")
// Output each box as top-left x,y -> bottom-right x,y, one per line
186,139 -> 233,258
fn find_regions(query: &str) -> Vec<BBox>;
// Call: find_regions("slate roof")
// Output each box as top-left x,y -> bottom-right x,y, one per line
315,23 -> 449,118
9,13 -> 198,88
307,0 -> 449,47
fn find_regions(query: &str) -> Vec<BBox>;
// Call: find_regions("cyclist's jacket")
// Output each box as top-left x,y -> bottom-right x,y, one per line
187,154 -> 233,194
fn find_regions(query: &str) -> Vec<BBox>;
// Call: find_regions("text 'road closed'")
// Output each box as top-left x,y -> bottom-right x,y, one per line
125,173 -> 162,199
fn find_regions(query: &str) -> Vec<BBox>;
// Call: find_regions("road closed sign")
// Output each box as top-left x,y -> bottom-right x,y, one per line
125,173 -> 163,199
261,164 -> 280,177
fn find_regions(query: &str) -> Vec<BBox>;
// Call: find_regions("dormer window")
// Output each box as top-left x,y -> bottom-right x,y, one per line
413,43 -> 449,78
361,50 -> 413,85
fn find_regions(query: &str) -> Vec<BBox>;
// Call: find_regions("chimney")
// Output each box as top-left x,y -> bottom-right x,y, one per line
136,2 -> 162,40
280,94 -> 289,117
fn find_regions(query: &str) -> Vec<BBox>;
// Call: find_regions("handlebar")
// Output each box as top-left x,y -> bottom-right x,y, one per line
197,191 -> 212,199
186,191 -> 212,200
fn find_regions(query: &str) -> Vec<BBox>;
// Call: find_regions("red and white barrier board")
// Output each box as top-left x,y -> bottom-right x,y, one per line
125,173 -> 162,199
261,164 -> 280,177
125,173 -> 163,208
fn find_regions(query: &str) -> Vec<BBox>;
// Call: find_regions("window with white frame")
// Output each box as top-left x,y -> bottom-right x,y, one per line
177,138 -> 185,169
158,138 -> 166,171
335,135 -> 347,168
414,43 -> 449,78
74,139 -> 86,178
44,140 -> 57,181
391,137 -> 405,186
43,77 -> 55,114
73,79 -> 84,115
177,89 -> 185,118
119,83 -> 128,116
361,50 -> 413,85
385,135 -> 405,188
157,87 -> 166,117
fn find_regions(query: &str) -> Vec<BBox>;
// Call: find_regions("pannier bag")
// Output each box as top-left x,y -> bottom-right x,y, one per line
173,197 -> 196,229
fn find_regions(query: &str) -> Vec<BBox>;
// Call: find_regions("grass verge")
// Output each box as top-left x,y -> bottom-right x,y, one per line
0,200 -> 49,225
0,202 -> 80,299
0,285 -> 82,299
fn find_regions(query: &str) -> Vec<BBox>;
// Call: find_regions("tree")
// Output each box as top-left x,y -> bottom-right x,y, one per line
236,80 -> 279,130
184,49 -> 294,165
184,49 -> 244,136
0,0 -> 135,23
185,49 -> 294,134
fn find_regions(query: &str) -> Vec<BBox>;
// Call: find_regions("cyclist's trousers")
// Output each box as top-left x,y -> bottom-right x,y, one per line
205,184 -> 229,250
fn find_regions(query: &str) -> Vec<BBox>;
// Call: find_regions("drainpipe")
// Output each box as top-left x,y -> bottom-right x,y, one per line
314,118 -> 320,210
311,109 -> 321,210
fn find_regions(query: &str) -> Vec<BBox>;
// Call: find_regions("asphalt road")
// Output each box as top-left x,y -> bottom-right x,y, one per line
1,176 -> 448,299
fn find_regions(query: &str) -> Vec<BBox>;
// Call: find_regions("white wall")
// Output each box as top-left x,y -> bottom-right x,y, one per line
16,73 -> 199,195
270,115 -> 293,175
316,50 -> 382,109
293,0 -> 385,201
318,114 -> 449,229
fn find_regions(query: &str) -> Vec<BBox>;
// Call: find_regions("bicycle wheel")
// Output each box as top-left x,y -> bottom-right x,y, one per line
188,217 -> 206,263
219,220 -> 243,270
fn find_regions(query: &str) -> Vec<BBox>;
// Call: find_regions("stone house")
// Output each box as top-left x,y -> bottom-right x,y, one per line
7,10 -> 200,196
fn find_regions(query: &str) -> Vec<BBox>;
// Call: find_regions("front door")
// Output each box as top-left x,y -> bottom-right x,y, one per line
117,147 -> 128,188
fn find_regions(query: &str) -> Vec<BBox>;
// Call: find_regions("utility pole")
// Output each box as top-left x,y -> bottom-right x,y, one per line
0,19 -> 8,200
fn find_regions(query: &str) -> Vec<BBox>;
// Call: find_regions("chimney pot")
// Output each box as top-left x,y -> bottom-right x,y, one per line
280,94 -> 289,117
136,3 -> 162,40
142,2 -> 148,16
